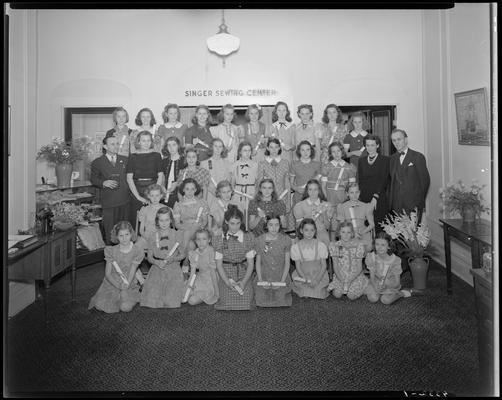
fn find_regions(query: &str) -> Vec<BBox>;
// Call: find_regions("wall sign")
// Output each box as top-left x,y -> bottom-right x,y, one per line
184,88 -> 279,97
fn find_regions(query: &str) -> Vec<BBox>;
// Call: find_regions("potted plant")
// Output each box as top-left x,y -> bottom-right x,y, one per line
439,179 -> 490,223
380,208 -> 433,290
37,137 -> 85,187
50,202 -> 89,231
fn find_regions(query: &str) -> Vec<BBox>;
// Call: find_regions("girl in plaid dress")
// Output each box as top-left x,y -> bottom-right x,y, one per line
257,138 -> 292,229
328,222 -> 369,300
176,148 -> 211,201
88,221 -> 144,313
290,218 -> 330,299
140,207 -> 186,308
213,205 -> 256,311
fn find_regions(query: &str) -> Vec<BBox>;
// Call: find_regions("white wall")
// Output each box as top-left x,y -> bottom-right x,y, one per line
33,9 -> 426,183
423,4 -> 492,284
8,8 -> 37,233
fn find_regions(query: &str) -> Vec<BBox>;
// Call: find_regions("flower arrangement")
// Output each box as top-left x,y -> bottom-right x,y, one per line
380,208 -> 432,258
439,179 -> 489,218
51,202 -> 88,226
37,137 -> 85,165
72,135 -> 94,159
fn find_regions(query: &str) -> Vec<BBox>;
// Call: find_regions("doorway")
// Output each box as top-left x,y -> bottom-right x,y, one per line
338,105 -> 397,156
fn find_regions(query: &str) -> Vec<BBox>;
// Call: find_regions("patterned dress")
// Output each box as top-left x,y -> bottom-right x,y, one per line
233,159 -> 258,216
336,200 -> 374,247
248,199 -> 287,237
256,157 -> 290,196
321,160 -> 357,209
293,199 -> 334,246
328,239 -> 369,299
270,121 -> 296,163
318,123 -> 348,165
140,229 -> 185,308
214,231 -> 256,310
291,239 -> 330,299
365,252 -> 403,296
254,233 -> 293,307
289,159 -> 322,206
344,131 -> 369,167
173,198 -> 210,248
241,121 -> 268,163
185,246 -> 219,305
177,166 -> 211,198
105,125 -> 132,157
210,123 -> 242,163
156,123 -> 188,149
88,243 -> 144,313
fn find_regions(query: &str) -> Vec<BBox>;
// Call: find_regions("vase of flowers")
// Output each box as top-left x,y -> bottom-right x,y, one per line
50,202 -> 88,231
380,208 -> 433,290
37,138 -> 85,187
439,179 -> 489,224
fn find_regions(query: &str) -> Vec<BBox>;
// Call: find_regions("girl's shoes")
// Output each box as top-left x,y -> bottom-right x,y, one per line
401,289 -> 412,298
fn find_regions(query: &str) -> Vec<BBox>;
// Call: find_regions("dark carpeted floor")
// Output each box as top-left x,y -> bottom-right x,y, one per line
6,260 -> 487,395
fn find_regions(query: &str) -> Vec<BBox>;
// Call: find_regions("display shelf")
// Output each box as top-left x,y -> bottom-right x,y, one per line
36,181 -> 94,193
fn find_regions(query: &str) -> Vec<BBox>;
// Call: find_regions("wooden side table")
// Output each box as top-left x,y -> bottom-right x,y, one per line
470,268 -> 494,394
8,228 -> 77,322
439,219 -> 492,294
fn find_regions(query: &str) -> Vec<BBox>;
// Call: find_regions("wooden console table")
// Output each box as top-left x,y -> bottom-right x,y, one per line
8,228 -> 77,322
439,219 -> 492,294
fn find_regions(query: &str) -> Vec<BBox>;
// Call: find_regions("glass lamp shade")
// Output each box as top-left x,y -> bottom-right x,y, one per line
206,32 -> 240,56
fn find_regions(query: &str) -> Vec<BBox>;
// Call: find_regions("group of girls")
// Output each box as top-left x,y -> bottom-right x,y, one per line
89,101 -> 405,313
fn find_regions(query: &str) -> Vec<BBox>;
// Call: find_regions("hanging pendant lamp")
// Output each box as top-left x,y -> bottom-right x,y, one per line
206,10 -> 240,67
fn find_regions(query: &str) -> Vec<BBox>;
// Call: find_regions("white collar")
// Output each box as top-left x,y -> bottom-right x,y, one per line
306,198 -> 321,206
266,156 -> 282,164
274,120 -> 292,128
331,159 -> 346,167
399,148 -> 409,156
165,122 -> 183,129
300,158 -> 311,164
224,230 -> 244,243
106,153 -> 117,161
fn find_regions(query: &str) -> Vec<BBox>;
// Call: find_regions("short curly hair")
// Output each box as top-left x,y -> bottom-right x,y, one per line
110,221 -> 137,244
178,177 -> 202,197
327,141 -> 347,160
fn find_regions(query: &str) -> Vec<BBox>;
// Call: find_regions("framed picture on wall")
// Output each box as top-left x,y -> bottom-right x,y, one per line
454,88 -> 490,146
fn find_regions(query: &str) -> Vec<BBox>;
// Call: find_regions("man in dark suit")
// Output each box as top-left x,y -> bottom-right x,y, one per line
389,129 -> 430,223
91,136 -> 130,244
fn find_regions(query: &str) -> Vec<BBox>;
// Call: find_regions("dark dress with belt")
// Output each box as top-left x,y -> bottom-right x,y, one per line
126,152 -> 163,229
357,154 -> 390,232
161,156 -> 186,208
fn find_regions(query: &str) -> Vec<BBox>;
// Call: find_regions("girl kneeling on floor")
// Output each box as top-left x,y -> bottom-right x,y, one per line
328,221 -> 369,300
140,206 -> 186,309
88,221 -> 144,313
290,218 -> 330,299
183,229 -> 219,306
364,232 -> 412,304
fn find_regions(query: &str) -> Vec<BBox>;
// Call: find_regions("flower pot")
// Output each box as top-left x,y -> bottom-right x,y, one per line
53,220 -> 75,231
408,257 -> 429,290
461,205 -> 476,224
55,163 -> 73,188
